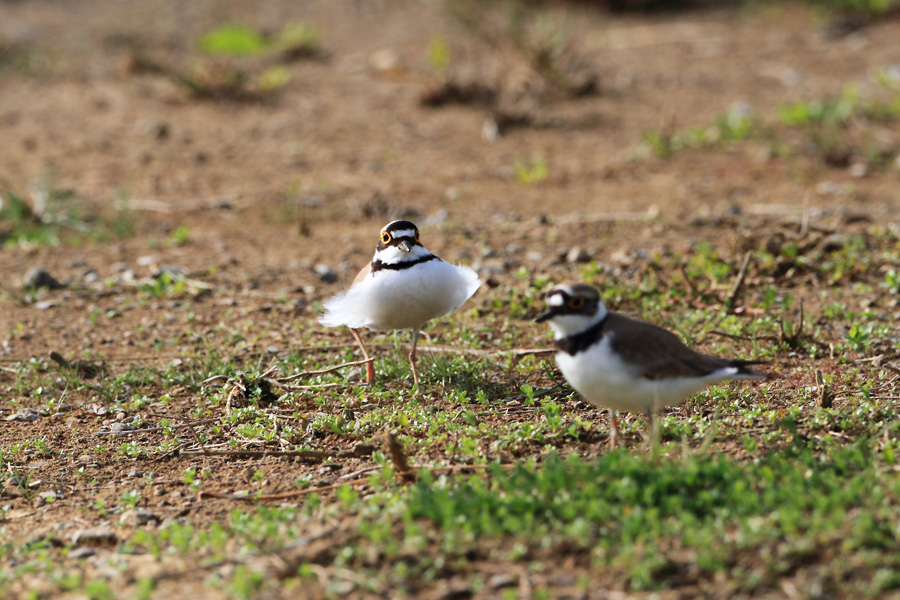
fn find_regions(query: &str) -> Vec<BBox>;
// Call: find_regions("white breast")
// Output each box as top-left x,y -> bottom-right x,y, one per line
556,334 -> 726,414
319,259 -> 480,331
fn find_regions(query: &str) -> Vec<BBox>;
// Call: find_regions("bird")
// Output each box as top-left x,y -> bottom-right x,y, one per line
535,282 -> 768,449
319,220 -> 481,386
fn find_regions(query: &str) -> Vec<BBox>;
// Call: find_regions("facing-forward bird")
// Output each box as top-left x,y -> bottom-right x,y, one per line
320,220 -> 481,386
536,283 -> 768,449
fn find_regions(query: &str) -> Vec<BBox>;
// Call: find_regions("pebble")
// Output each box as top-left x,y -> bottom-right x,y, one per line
22,268 -> 65,290
108,422 -> 135,435
136,255 -> 156,267
314,264 -> 338,284
849,163 -> 868,178
6,408 -> 40,422
566,247 -> 591,263
120,509 -> 160,527
68,547 -> 96,559
71,527 -> 117,546
488,573 -> 518,589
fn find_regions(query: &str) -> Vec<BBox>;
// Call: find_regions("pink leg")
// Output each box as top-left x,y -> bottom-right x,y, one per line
408,329 -> 420,387
350,328 -> 375,383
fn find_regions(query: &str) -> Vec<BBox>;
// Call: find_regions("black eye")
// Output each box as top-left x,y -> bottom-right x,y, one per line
414,230 -> 420,242
568,296 -> 585,310
381,231 -> 392,244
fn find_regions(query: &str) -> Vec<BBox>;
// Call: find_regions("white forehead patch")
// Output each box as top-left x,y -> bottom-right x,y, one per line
548,294 -> 565,307
386,228 -> 417,239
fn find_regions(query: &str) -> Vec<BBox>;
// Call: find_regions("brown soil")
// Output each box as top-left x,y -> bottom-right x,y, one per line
1,1 -> 899,598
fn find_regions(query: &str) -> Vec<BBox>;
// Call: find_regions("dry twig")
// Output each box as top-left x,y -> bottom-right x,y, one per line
382,431 -> 414,483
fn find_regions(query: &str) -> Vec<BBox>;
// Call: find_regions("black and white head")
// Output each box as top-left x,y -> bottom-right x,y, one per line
374,220 -> 432,265
535,283 -> 608,338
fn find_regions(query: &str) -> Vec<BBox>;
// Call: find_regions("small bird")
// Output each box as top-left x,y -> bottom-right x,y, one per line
320,220 -> 481,386
536,283 -> 768,449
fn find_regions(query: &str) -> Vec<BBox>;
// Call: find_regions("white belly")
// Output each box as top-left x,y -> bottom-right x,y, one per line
320,260 -> 480,331
556,336 -> 716,414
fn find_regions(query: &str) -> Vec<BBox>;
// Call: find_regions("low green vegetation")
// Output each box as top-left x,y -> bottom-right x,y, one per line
641,73 -> 900,167
2,213 -> 898,596
0,184 -> 135,248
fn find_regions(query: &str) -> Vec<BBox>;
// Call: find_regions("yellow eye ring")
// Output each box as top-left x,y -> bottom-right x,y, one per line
568,297 -> 585,310
414,230 -> 420,242
381,231 -> 392,245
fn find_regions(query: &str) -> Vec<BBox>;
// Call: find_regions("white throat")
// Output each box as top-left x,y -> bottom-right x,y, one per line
374,244 -> 432,264
548,302 -> 609,339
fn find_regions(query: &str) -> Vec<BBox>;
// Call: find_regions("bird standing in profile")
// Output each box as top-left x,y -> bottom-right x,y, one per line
320,220 -> 481,386
536,283 -> 768,449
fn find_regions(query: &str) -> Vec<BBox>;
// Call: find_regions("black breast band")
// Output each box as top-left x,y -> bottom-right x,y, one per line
554,315 -> 609,356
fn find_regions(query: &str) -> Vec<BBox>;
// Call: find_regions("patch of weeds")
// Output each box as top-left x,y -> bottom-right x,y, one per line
805,0 -> 897,16
342,442 -> 900,591
139,272 -> 188,298
199,22 -> 324,61
0,183 -> 136,248
777,86 -> 857,126
166,225 -> 190,246
639,104 -> 758,158
198,24 -> 267,56
881,269 -> 900,294
513,154 -> 549,184
130,21 -> 323,103
427,36 -> 451,77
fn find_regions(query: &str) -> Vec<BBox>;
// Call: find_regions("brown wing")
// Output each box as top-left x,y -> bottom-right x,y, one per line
351,262 -> 372,286
606,313 -> 737,381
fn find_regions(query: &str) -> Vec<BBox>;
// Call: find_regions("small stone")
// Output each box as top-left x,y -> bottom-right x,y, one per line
369,48 -> 399,73
478,260 -> 508,275
127,469 -> 140,478
136,255 -> 156,267
22,268 -> 65,290
108,422 -> 135,435
488,573 -> 518,589
4,478 -> 26,496
71,527 -> 117,546
33,300 -> 57,310
849,163 -> 868,178
120,509 -> 159,527
6,408 -> 40,422
314,264 -> 338,284
566,247 -> 591,263
68,546 -> 96,559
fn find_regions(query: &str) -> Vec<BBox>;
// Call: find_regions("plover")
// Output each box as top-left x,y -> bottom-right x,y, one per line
320,220 -> 481,386
536,283 -> 768,448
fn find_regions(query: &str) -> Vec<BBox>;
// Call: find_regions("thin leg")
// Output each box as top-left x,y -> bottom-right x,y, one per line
408,329 -> 420,387
350,328 -> 375,383
609,409 -> 619,451
646,410 -> 660,452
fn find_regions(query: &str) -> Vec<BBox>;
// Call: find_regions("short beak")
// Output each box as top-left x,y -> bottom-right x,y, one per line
398,240 -> 411,252
534,308 -> 555,323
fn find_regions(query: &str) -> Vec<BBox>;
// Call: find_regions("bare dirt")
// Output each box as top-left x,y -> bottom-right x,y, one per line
1,1 -> 899,598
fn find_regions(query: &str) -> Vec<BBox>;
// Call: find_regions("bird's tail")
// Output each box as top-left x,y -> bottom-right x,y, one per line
731,359 -> 774,380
